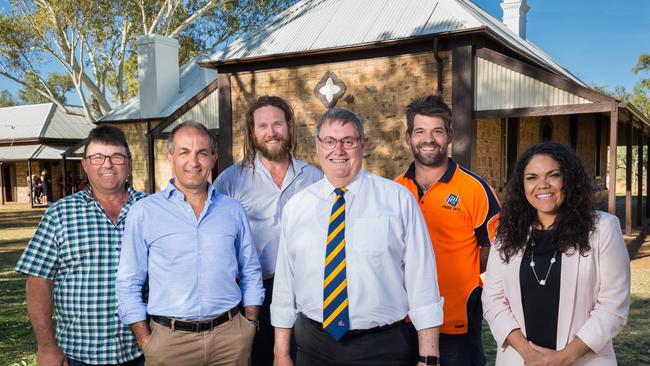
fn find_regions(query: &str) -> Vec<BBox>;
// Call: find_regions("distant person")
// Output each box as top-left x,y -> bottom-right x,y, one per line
395,95 -> 500,366
40,170 -> 50,205
215,96 -> 322,365
16,125 -> 146,365
32,174 -> 42,204
483,141 -> 630,365
272,108 -> 443,366
117,121 -> 264,366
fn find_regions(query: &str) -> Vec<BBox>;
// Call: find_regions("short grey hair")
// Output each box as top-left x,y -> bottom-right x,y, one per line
167,121 -> 217,154
315,108 -> 365,139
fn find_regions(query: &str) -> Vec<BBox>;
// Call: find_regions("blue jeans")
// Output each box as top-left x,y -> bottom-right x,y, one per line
439,325 -> 486,366
67,355 -> 144,366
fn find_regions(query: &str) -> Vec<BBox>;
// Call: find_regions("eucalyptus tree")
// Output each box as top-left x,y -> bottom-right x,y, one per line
0,0 -> 295,120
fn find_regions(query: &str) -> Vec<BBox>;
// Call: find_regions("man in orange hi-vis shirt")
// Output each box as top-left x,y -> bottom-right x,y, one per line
396,95 -> 501,366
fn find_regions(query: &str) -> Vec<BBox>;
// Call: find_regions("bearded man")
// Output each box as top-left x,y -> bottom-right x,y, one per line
395,95 -> 501,366
215,96 -> 322,366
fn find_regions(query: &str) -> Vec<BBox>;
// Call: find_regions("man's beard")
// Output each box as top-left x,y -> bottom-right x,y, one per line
254,136 -> 291,161
411,142 -> 447,167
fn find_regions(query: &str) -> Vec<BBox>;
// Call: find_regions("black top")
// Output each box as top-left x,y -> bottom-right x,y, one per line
519,229 -> 562,350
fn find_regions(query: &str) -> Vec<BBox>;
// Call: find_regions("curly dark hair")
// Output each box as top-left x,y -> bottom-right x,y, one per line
242,95 -> 297,170
495,141 -> 597,263
405,94 -> 452,135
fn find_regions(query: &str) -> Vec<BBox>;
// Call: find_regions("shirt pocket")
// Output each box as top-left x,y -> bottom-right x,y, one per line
348,217 -> 389,254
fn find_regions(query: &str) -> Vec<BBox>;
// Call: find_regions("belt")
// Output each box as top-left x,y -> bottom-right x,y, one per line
300,313 -> 403,337
151,307 -> 239,332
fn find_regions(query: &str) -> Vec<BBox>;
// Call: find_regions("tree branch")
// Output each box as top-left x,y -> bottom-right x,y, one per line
168,0 -> 223,38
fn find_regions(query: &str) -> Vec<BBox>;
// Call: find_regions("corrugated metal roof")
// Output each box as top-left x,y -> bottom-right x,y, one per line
0,143 -> 71,161
0,103 -> 94,142
0,103 -> 54,140
43,105 -> 95,139
100,53 -> 218,122
475,57 -> 590,110
203,0 -> 584,86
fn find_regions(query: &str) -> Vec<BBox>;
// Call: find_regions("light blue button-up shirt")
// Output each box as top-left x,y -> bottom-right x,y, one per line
116,180 -> 264,324
215,154 -> 322,279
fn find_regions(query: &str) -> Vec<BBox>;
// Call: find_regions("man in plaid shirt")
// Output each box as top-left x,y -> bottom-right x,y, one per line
16,125 -> 146,366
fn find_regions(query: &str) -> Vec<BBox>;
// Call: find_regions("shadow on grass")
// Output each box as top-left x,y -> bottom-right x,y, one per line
0,210 -> 45,230
0,250 -> 36,366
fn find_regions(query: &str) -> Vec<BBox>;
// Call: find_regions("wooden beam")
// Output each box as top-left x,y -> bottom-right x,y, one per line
0,163 -> 4,205
474,102 -> 612,119
216,73 -> 233,175
475,48 -> 612,103
200,28 -> 487,72
146,121 -> 155,194
451,45 -> 474,169
637,126 -> 644,226
27,160 -> 33,208
626,121 -> 633,235
608,103 -> 618,214
647,138 -> 650,218
61,155 -> 67,198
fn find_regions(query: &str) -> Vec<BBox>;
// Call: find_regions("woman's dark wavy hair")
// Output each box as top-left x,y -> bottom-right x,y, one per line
496,141 -> 597,263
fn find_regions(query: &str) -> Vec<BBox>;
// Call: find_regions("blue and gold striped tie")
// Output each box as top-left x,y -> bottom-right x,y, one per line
323,187 -> 350,341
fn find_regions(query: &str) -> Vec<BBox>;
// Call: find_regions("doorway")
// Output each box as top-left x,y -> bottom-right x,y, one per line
2,163 -> 16,202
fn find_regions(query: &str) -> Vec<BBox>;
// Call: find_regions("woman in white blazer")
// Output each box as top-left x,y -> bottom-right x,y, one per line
482,141 -> 630,366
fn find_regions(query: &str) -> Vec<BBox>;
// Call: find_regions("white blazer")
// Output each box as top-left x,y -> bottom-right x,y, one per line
482,211 -> 630,366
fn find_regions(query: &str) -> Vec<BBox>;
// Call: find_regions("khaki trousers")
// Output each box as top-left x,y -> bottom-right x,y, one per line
143,312 -> 257,366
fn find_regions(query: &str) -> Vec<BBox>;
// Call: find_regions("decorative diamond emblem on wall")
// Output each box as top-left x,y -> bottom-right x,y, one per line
314,71 -> 347,108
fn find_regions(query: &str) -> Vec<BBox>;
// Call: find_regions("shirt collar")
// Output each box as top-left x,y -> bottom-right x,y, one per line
81,182 -> 138,204
404,157 -> 457,184
164,178 -> 216,202
321,169 -> 366,198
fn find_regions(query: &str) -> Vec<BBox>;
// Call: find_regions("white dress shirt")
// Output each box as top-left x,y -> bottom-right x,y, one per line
271,170 -> 444,331
215,154 -> 323,279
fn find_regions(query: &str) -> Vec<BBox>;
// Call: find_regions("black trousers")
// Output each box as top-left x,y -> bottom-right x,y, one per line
439,324 -> 486,366
251,278 -> 275,366
294,314 -> 418,366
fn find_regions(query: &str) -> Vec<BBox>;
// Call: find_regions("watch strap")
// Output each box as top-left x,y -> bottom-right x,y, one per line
418,355 -> 439,365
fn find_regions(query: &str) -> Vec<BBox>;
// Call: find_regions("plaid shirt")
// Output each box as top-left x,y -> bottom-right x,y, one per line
16,185 -> 146,364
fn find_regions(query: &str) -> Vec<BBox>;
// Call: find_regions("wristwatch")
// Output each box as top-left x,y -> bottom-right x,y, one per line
418,355 -> 439,365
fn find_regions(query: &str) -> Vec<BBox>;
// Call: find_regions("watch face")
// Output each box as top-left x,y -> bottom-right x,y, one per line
419,355 -> 439,365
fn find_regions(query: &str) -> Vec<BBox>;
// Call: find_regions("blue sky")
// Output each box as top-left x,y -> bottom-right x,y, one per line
473,0 -> 649,92
0,0 -> 648,104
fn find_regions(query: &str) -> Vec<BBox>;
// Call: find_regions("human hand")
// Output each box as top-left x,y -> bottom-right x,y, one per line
526,341 -> 572,366
37,343 -> 68,366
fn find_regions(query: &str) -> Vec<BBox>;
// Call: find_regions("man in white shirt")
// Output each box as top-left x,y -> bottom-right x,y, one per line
271,108 -> 444,366
215,96 -> 322,365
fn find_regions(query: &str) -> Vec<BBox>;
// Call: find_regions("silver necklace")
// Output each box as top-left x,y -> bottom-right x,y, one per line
529,239 -> 558,286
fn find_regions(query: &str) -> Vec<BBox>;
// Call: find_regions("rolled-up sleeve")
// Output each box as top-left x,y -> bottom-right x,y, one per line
116,204 -> 149,325
236,205 -> 265,307
575,214 -> 631,352
270,207 -> 298,328
402,191 -> 444,330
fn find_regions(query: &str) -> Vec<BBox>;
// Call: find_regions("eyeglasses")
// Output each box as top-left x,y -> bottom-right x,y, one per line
317,137 -> 361,151
85,153 -> 128,166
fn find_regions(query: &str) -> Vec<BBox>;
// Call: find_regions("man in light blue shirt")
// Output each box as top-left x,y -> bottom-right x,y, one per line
215,96 -> 322,365
117,121 -> 264,366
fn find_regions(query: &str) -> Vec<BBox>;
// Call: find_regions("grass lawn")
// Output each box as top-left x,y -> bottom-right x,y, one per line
1,206 -> 649,365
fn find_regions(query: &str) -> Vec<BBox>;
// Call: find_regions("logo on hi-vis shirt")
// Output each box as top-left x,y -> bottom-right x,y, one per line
446,194 -> 459,207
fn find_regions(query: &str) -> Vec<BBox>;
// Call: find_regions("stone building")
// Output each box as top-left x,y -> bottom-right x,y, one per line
100,0 -> 650,231
0,103 -> 94,206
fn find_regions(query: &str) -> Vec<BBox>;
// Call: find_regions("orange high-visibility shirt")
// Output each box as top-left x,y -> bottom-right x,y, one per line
395,159 -> 500,334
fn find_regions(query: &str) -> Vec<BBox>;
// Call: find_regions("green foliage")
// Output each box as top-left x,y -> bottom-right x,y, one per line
17,72 -> 73,105
0,90 -> 16,107
0,0 -> 297,116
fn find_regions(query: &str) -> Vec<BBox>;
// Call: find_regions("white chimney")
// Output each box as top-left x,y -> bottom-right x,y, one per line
136,35 -> 180,118
501,0 -> 530,39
